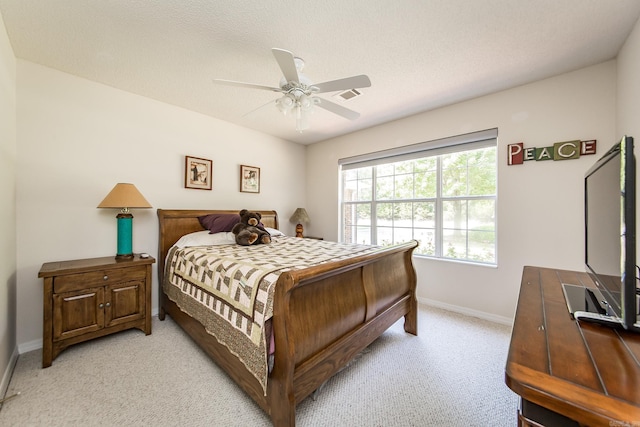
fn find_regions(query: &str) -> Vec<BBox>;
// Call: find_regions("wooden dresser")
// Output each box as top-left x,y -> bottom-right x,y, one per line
38,254 -> 155,368
506,266 -> 640,426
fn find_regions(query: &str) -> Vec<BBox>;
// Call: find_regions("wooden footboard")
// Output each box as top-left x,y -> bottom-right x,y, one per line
269,240 -> 418,426
156,209 -> 418,427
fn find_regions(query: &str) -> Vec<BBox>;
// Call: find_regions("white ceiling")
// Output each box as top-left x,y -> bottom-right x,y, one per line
1,1 -> 640,145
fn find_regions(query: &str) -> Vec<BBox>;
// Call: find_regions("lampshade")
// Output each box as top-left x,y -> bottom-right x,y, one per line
98,183 -> 151,259
289,208 -> 310,224
97,183 -> 152,212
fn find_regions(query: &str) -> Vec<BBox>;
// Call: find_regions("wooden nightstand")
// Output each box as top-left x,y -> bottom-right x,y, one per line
38,254 -> 155,368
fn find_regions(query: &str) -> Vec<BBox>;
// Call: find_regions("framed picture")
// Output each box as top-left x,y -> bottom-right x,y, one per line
185,156 -> 212,190
240,165 -> 260,193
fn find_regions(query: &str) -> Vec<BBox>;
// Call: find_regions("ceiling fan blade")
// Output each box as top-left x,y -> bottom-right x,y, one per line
272,48 -> 300,84
312,75 -> 371,93
213,79 -> 283,92
316,98 -> 360,120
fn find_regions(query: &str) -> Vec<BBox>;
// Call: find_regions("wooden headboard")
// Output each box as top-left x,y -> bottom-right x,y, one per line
156,209 -> 279,277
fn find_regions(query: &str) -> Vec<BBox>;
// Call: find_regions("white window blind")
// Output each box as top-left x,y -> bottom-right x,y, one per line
339,128 -> 498,170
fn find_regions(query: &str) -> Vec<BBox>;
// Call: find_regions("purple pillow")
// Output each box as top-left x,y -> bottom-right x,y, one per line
197,214 -> 241,234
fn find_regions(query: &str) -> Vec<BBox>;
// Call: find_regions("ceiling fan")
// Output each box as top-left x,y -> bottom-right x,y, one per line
213,48 -> 371,132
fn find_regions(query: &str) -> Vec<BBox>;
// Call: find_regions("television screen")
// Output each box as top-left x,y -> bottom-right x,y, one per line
584,135 -> 637,330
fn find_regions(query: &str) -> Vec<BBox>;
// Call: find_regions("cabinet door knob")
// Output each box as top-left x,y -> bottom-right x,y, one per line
103,275 -> 108,280
99,303 -> 104,309
105,302 -> 111,307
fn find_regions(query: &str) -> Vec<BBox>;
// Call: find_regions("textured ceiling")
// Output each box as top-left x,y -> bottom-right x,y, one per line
1,0 -> 640,145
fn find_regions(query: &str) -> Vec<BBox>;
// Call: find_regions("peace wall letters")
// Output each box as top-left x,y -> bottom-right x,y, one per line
507,140 -> 596,165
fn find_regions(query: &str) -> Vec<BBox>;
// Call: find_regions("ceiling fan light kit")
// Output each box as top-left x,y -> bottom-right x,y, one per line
275,84 -> 320,132
213,48 -> 371,132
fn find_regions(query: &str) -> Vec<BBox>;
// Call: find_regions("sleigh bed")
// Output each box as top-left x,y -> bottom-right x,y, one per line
157,209 -> 418,427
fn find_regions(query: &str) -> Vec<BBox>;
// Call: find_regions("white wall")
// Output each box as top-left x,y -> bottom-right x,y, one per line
618,16 -> 640,141
307,61 -> 618,322
15,61 -> 306,349
618,17 -> 640,295
0,9 -> 17,395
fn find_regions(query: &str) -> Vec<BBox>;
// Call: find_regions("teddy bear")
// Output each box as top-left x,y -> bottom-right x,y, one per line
231,209 -> 271,245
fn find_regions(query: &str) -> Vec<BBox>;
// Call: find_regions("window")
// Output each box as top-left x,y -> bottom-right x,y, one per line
340,129 -> 497,264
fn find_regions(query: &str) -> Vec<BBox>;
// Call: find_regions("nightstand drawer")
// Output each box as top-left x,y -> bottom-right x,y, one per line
53,266 -> 146,293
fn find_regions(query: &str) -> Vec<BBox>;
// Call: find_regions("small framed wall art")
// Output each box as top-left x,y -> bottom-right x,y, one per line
185,155 -> 212,190
240,165 -> 260,193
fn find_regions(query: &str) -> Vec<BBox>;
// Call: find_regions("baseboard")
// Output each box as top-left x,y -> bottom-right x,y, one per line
0,346 -> 18,400
418,297 -> 513,326
17,339 -> 42,354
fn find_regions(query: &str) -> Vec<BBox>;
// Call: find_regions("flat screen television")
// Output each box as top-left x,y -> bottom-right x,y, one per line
564,135 -> 639,332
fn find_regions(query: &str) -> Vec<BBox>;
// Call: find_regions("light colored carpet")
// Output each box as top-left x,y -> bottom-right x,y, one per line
0,305 -> 518,426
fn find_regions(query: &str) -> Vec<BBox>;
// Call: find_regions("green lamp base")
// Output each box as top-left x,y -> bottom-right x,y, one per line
115,212 -> 134,259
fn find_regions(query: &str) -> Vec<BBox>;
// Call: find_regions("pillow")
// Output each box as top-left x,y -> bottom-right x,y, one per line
197,213 -> 241,234
264,227 -> 285,236
173,231 -> 235,248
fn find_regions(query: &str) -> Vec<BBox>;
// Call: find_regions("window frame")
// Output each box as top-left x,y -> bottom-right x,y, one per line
339,129 -> 498,265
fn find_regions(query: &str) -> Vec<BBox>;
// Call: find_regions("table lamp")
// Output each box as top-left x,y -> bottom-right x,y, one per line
97,183 -> 152,259
289,208 -> 310,238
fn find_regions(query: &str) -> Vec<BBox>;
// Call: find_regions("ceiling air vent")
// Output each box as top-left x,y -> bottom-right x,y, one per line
334,88 -> 362,102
